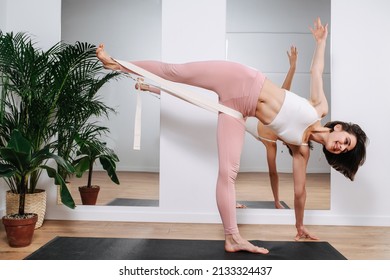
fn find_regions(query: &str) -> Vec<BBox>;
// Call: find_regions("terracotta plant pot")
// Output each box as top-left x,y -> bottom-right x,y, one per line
78,185 -> 100,205
2,213 -> 38,247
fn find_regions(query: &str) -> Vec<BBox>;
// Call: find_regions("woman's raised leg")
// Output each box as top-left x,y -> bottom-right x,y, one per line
96,44 -> 123,71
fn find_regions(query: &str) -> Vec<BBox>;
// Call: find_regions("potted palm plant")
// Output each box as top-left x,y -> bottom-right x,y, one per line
51,41 -> 119,206
0,31 -> 77,227
0,31 -> 119,219
0,130 -> 74,247
73,125 -> 120,205
53,41 -> 119,183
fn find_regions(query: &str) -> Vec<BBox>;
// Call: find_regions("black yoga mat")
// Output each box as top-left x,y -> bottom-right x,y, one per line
25,237 -> 346,260
106,198 -> 289,209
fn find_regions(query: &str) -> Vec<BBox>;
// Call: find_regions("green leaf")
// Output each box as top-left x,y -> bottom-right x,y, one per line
44,151 -> 75,174
41,165 -> 75,209
7,130 -> 32,154
0,164 -> 16,177
100,156 -> 120,185
0,147 -> 29,171
73,156 -> 90,177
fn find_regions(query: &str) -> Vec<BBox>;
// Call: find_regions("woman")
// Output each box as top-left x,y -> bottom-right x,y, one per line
243,45 -> 299,209
96,18 -> 367,254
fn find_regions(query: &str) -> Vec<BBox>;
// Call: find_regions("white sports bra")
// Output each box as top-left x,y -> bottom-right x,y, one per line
245,117 -> 277,143
265,90 -> 320,146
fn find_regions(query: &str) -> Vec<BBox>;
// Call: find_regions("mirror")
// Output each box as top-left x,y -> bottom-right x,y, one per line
60,0 -> 330,210
61,0 -> 161,206
226,0 -> 331,210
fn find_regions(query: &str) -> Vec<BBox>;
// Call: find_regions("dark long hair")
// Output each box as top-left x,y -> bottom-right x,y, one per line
322,121 -> 368,181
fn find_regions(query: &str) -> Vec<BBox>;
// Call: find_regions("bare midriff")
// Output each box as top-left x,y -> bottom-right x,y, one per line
255,79 -> 286,125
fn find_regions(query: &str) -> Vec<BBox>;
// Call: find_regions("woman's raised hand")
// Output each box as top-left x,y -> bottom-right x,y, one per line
310,17 -> 328,43
287,45 -> 298,68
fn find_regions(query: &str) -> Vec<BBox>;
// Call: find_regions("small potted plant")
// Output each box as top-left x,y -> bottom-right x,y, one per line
0,130 -> 74,247
73,125 -> 120,205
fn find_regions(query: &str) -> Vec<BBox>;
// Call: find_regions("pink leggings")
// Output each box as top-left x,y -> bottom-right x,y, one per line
129,60 -> 265,234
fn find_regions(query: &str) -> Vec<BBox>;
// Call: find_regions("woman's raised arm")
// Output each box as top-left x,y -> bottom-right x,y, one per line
282,46 -> 298,90
309,17 -> 329,118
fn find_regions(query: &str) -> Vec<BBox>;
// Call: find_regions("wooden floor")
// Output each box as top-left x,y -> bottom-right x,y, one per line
1,171 -> 390,260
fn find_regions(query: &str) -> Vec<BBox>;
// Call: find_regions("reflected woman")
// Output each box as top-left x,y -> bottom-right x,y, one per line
243,45 -> 299,209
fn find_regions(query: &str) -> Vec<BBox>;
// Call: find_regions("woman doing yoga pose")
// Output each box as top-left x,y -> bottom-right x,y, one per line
96,18 -> 367,254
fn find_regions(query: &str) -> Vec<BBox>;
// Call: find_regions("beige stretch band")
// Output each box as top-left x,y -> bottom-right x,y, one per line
113,59 -> 243,150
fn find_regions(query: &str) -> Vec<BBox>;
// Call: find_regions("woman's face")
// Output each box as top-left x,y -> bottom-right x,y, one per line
325,124 -> 357,154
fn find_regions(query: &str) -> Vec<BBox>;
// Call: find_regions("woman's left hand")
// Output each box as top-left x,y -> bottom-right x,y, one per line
135,82 -> 150,91
310,17 -> 328,43
287,45 -> 298,68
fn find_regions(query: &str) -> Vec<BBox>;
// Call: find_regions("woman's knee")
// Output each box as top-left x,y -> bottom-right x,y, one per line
218,163 -> 239,186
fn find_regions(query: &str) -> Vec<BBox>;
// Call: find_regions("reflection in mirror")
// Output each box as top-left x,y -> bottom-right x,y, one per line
61,0 -> 161,206
227,0 -> 331,210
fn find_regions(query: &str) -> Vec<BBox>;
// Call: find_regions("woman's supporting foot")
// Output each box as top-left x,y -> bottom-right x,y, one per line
96,44 -> 122,71
225,233 -> 269,254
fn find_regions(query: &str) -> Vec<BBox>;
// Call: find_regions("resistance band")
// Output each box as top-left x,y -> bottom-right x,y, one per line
113,59 -> 244,150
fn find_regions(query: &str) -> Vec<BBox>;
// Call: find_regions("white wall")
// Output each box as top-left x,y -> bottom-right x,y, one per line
328,0 -> 390,224
1,0 -> 390,228
0,0 -> 6,30
1,0 -> 60,50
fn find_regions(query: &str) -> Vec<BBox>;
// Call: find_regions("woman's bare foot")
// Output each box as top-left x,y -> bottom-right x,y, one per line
225,233 -> 269,254
236,203 -> 247,209
96,44 -> 121,71
275,201 -> 285,209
